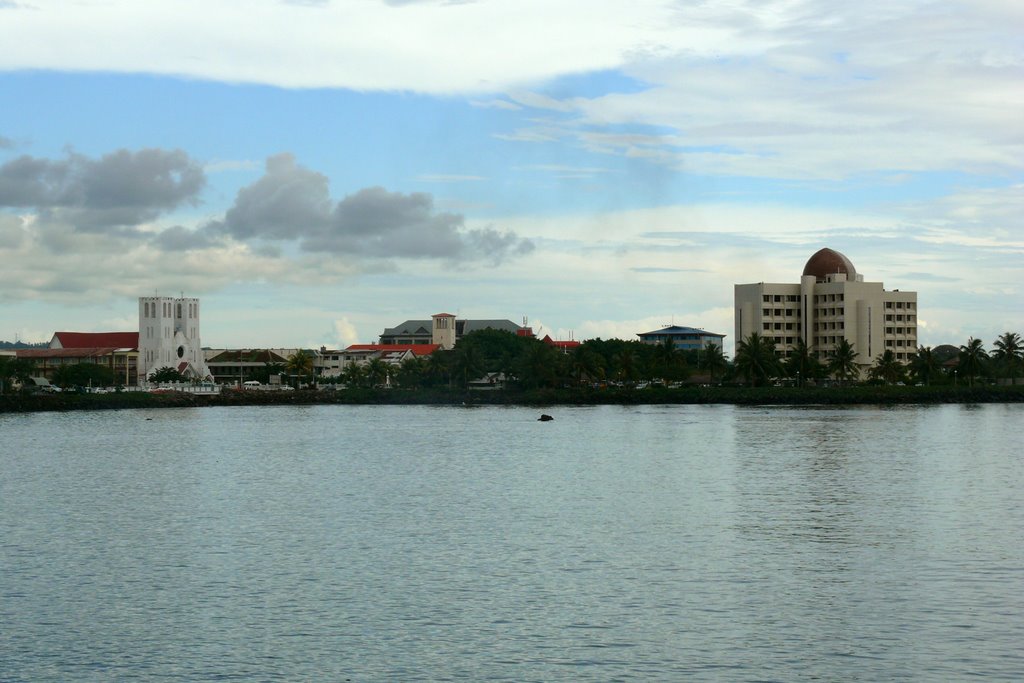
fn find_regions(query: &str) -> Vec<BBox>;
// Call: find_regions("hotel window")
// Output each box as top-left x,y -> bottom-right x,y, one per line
774,309 -> 782,316
763,323 -> 770,331
886,302 -> 893,309
774,323 -> 782,330
774,295 -> 781,302
763,295 -> 770,302
763,308 -> 770,316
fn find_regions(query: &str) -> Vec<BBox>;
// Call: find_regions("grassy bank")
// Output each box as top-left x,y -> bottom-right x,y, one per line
2,383 -> 1023,414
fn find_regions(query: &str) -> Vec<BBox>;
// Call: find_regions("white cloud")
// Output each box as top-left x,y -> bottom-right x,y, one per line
332,316 -> 360,348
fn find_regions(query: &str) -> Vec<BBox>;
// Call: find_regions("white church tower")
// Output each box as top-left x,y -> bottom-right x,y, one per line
138,295 -> 212,383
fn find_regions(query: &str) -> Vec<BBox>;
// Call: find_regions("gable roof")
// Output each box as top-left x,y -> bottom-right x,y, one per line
205,349 -> 289,364
51,331 -> 140,349
380,320 -> 433,337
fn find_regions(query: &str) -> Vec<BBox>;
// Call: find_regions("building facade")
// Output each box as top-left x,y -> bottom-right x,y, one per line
734,248 -> 918,374
138,296 -> 212,382
637,325 -> 725,351
379,315 -> 526,348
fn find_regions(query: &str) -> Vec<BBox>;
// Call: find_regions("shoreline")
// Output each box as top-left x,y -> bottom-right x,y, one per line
2,384 -> 1023,413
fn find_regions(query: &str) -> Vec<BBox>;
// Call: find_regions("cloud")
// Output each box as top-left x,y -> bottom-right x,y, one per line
214,153 -> 533,262
152,225 -> 220,251
332,316 -> 360,347
0,148 -> 205,231
0,135 -> 13,149
0,213 -> 25,248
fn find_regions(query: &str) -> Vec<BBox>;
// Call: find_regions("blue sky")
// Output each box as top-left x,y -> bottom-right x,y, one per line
1,0 -> 1021,356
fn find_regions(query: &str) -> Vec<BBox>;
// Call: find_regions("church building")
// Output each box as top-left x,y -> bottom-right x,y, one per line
138,296 -> 212,382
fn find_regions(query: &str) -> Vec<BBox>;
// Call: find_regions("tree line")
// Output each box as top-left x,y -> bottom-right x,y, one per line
3,329 -> 1020,394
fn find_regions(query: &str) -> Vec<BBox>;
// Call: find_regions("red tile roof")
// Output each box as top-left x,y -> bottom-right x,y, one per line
53,331 -> 139,349
18,347 -> 126,359
541,334 -> 581,349
344,344 -> 441,355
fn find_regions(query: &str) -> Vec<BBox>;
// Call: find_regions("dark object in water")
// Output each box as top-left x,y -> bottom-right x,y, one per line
538,414 -> 554,421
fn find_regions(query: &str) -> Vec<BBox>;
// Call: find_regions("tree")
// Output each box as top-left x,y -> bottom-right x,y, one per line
426,350 -> 453,388
869,350 -> 907,385
699,342 -> 728,384
516,340 -> 560,389
148,366 -> 184,383
957,337 -> 987,387
784,337 -> 821,387
0,355 -> 13,394
992,332 -> 1023,382
395,356 -> 428,389
365,357 -> 391,388
53,362 -> 115,389
612,347 -> 639,384
733,333 -> 781,386
827,339 -> 860,384
569,347 -> 605,386
286,350 -> 315,388
451,343 -> 485,388
341,362 -> 368,388
653,337 -> 680,381
909,346 -> 939,386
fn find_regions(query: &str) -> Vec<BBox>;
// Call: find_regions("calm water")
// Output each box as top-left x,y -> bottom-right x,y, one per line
1,404 -> 1022,681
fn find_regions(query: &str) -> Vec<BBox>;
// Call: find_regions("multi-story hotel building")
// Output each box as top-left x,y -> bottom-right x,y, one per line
734,248 -> 918,374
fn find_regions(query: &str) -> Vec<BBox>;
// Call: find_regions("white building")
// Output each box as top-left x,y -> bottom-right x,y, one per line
138,296 -> 213,382
734,248 -> 918,375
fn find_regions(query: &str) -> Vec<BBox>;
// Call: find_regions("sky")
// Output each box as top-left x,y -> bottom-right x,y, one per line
0,0 -> 1021,356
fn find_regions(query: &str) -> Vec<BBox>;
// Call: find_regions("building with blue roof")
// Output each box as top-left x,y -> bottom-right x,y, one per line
637,325 -> 726,351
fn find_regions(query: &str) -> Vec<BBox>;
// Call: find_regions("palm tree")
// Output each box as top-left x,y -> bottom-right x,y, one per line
612,348 -> 638,384
869,350 -> 907,385
992,332 -> 1023,383
451,343 -> 484,388
570,347 -> 605,386
341,362 -> 367,388
366,357 -> 391,388
426,350 -> 452,387
957,337 -> 987,387
654,337 -> 679,380
699,342 -> 728,384
784,337 -> 819,387
733,333 -> 781,386
286,350 -> 315,388
909,346 -> 939,386
827,339 -> 859,384
395,356 -> 427,389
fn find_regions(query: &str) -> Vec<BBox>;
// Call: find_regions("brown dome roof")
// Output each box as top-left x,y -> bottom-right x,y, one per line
803,248 -> 856,282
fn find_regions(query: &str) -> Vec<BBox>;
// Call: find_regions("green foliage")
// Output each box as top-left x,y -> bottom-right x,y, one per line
734,333 -> 782,386
699,342 -> 728,383
957,337 -> 987,387
827,338 -> 860,384
784,337 -> 823,386
909,346 -> 939,386
148,366 -> 185,383
992,332 -> 1023,381
52,362 -> 116,388
869,349 -> 908,385
286,350 -> 316,387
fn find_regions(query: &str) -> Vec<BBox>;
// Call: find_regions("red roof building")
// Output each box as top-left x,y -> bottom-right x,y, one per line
50,331 -> 139,350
